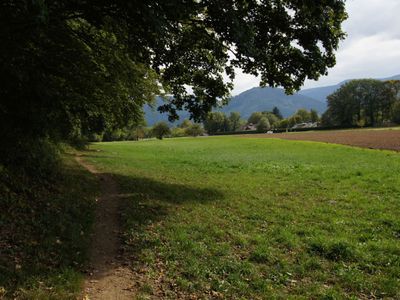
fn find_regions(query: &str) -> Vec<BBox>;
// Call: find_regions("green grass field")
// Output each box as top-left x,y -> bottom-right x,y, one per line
84,137 -> 400,299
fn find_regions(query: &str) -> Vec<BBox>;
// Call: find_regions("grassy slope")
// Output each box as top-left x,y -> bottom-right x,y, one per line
86,137 -> 400,299
0,153 -> 98,299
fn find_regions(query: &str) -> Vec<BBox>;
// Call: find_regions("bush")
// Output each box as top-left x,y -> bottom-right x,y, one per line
151,122 -> 171,140
171,127 -> 187,137
185,124 -> 204,137
87,133 -> 104,142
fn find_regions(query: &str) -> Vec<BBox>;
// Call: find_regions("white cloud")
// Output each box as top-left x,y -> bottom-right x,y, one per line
231,0 -> 400,94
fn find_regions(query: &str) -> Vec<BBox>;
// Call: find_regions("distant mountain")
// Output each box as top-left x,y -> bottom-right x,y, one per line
144,74 -> 400,125
218,87 -> 326,119
383,74 -> 400,81
298,83 -> 344,103
144,88 -> 326,125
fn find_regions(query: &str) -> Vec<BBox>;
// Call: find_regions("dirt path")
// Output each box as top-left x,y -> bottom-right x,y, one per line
75,156 -> 136,300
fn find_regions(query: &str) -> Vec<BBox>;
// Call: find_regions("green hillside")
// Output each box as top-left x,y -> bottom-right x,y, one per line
219,87 -> 326,119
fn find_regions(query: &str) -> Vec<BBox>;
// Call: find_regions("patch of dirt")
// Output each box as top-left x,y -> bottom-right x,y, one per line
242,129 -> 400,151
75,156 -> 137,300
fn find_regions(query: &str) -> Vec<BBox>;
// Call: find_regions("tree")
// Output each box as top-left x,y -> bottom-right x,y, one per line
324,79 -> 396,127
295,109 -> 312,123
152,122 -> 171,140
179,119 -> 193,129
272,107 -> 283,119
171,127 -> 187,137
385,80 -> 400,124
228,112 -> 242,132
0,0 -> 347,168
276,119 -> 289,129
392,101 -> 400,124
310,109 -> 320,123
263,112 -> 279,127
256,117 -> 271,132
248,112 -> 264,125
203,112 -> 226,134
185,124 -> 204,137
288,115 -> 302,127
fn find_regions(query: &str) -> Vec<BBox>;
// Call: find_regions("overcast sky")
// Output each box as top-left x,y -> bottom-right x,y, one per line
232,0 -> 400,94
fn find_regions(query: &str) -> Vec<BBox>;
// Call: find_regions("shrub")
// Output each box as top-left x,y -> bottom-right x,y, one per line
256,117 -> 270,132
185,124 -> 204,137
171,127 -> 187,137
151,122 -> 171,140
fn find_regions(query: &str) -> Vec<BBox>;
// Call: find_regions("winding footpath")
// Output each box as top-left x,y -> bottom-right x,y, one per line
75,156 -> 136,300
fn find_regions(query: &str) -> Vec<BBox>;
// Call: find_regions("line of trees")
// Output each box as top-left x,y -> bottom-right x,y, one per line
249,108 -> 320,131
91,119 -> 205,142
203,107 -> 321,134
203,112 -> 246,134
322,80 -> 400,127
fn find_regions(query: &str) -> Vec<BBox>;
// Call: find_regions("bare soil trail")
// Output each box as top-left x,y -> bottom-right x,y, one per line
242,129 -> 400,151
75,155 -> 136,300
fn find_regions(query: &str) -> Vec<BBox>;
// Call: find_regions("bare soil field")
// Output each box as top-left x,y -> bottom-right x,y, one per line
243,128 -> 400,151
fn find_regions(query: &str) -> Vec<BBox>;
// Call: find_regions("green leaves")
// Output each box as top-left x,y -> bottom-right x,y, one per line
1,0 -> 347,166
323,79 -> 400,127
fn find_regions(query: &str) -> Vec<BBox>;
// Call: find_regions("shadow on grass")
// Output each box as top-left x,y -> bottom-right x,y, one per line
0,157 -> 98,298
102,171 -> 224,256
74,151 -> 224,294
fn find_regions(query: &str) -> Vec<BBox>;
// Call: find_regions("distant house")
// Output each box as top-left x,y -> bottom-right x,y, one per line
242,123 -> 257,131
292,122 -> 319,129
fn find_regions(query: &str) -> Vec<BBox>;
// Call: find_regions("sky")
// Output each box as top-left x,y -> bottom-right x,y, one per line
231,0 -> 400,95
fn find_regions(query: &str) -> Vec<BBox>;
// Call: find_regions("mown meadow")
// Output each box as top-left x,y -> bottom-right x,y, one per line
83,136 -> 400,299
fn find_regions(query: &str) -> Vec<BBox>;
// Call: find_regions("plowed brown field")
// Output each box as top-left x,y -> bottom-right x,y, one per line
242,129 -> 400,151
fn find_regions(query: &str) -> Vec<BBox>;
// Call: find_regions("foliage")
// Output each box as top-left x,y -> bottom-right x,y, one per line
228,112 -> 242,132
295,109 -> 312,122
152,122 -> 171,140
248,111 -> 281,128
256,117 -> 271,132
264,112 -> 280,127
1,14 -> 159,167
179,119 -> 193,129
185,124 -> 205,137
86,137 -> 400,299
203,112 -> 244,134
322,80 -> 400,127
171,127 -> 187,138
310,109 -> 320,123
272,107 -> 283,119
276,118 -> 289,129
1,0 -> 347,167
392,101 -> 400,124
268,108 -> 321,129
288,114 -> 303,127
0,153 -> 98,298
248,112 -> 264,125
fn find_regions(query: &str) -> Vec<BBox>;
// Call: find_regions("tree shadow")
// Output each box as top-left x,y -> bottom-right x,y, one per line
81,169 -> 224,294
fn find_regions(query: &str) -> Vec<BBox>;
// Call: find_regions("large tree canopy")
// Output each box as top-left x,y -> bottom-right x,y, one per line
322,79 -> 400,127
0,0 -> 347,164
